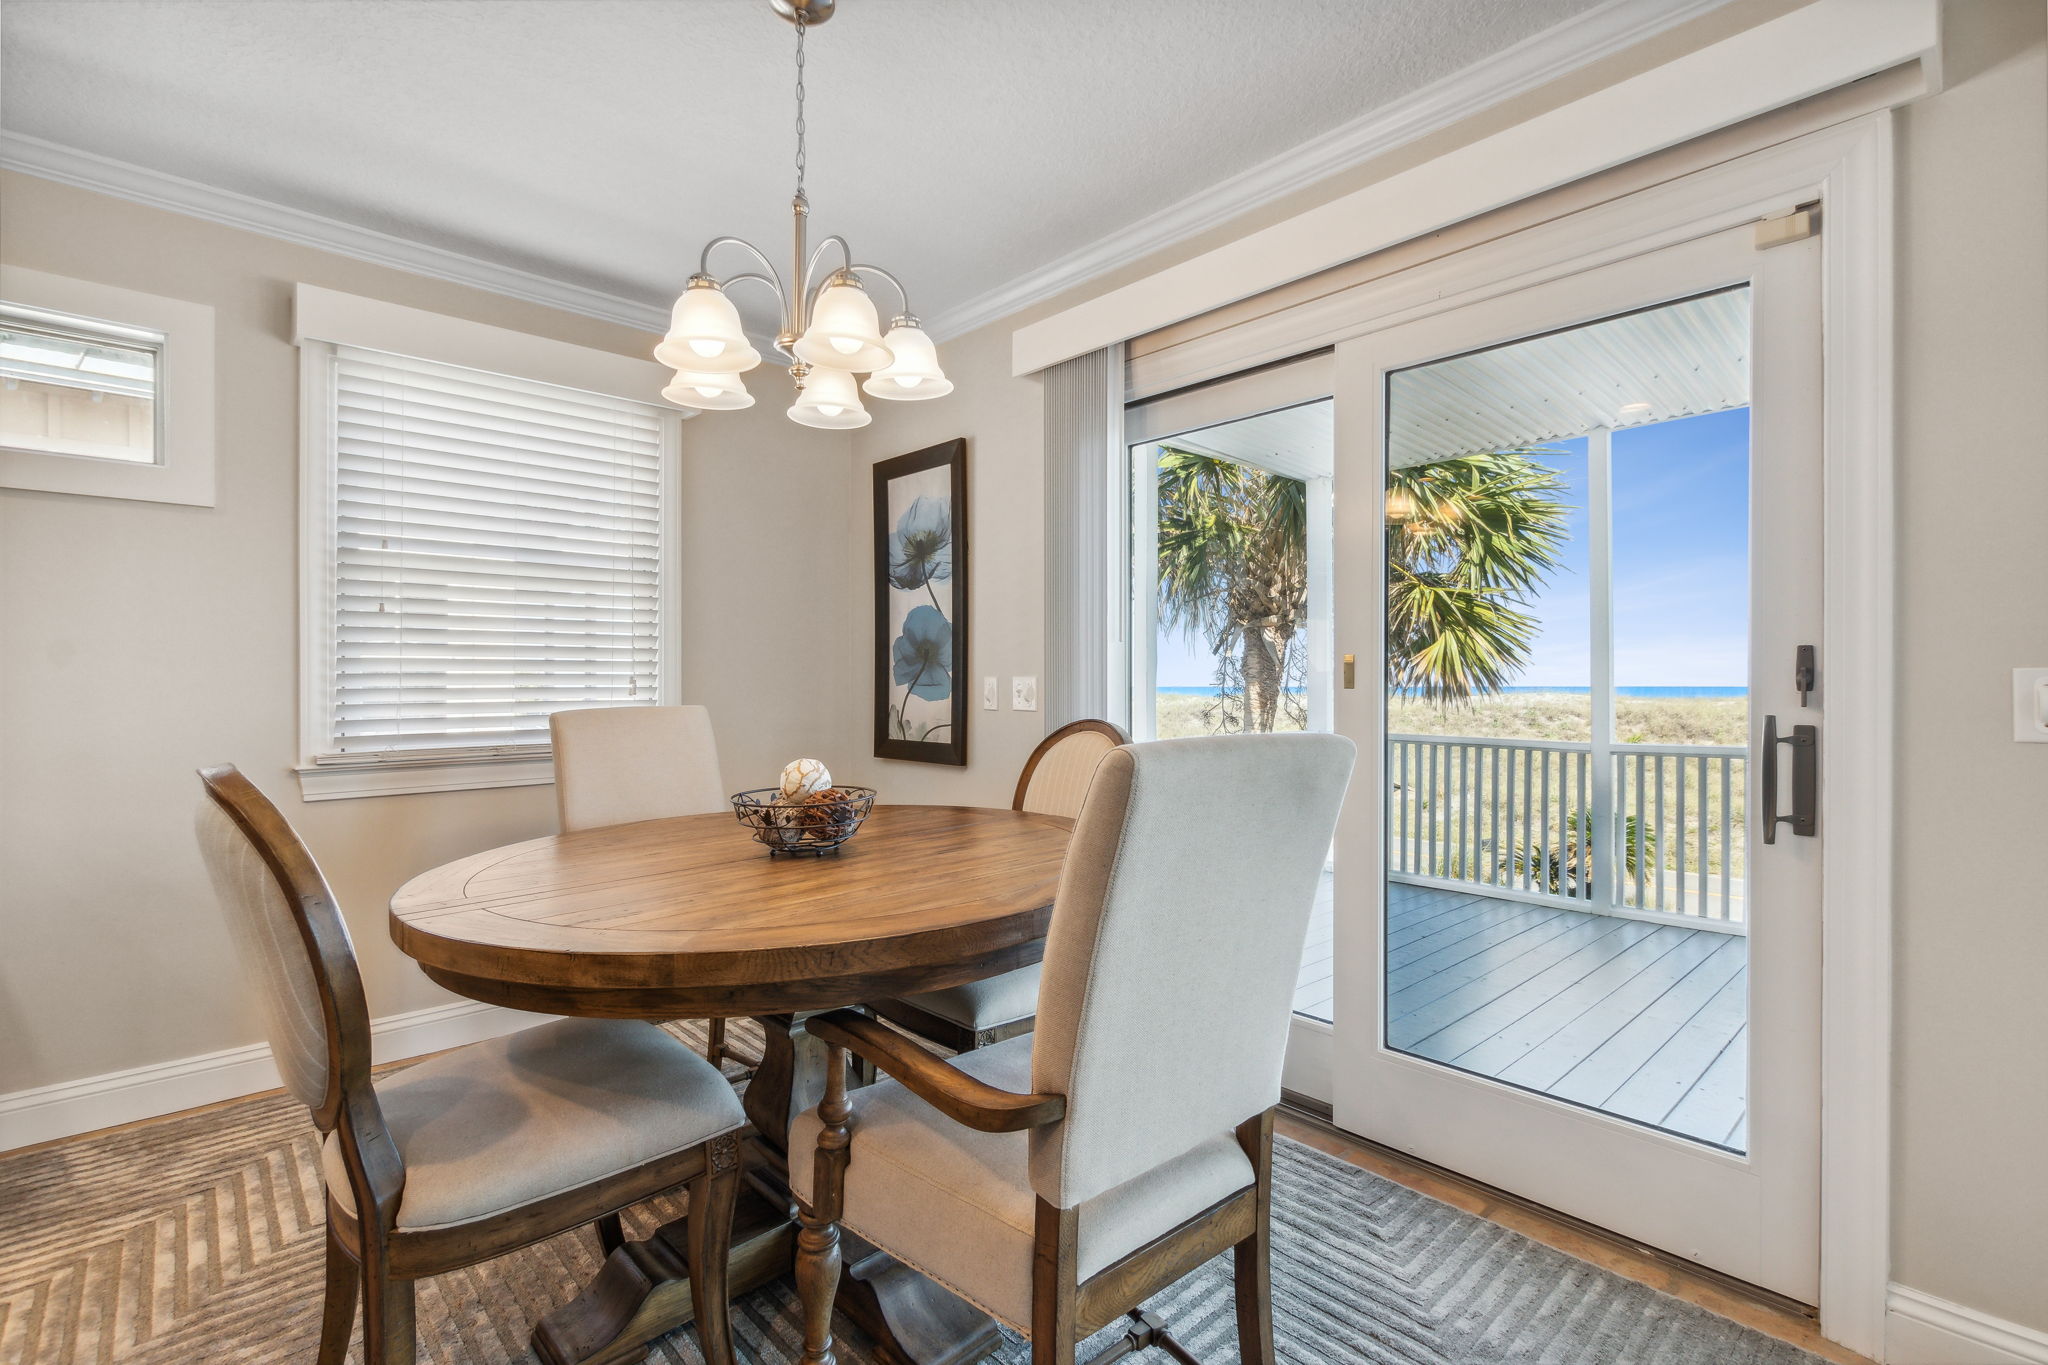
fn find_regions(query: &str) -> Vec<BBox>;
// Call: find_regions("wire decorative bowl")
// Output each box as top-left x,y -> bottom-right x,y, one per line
730,785 -> 877,856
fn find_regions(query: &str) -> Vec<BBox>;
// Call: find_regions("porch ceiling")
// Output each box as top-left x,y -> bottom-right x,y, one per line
1143,286 -> 1749,481
1389,286 -> 1751,468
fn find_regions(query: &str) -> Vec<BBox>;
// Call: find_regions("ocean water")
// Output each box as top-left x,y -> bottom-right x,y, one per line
1156,684 -> 1748,698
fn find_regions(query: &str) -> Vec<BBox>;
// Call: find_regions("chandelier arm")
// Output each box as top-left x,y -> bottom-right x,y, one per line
846,264 -> 912,320
698,235 -> 784,285
802,235 -> 856,304
718,271 -> 791,325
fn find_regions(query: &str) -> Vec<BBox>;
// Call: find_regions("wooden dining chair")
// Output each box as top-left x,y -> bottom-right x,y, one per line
790,732 -> 1356,1365
550,703 -> 752,1071
196,765 -> 747,1365
867,718 -> 1126,1054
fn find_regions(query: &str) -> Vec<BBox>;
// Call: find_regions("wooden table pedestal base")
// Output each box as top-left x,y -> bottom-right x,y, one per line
529,1167 -> 1005,1365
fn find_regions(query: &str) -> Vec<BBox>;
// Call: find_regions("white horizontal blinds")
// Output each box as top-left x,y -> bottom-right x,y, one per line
325,345 -> 664,760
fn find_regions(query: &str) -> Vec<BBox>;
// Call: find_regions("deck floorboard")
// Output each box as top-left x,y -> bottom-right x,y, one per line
1292,882 -> 1748,1148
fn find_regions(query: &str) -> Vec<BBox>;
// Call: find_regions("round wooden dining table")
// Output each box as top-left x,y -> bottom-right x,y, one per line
390,803 -> 1073,1365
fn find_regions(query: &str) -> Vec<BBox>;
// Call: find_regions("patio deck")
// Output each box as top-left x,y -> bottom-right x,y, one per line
1292,881 -> 1748,1150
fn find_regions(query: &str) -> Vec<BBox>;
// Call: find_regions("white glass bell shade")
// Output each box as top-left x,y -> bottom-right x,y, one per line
653,282 -> 761,373
661,368 -> 754,411
787,365 -> 871,429
792,280 -> 893,372
863,322 -> 952,400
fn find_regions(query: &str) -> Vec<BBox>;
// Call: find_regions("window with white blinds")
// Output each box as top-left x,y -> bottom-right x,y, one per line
311,344 -> 669,764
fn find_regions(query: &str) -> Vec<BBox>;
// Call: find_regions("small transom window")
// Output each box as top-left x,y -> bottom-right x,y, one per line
0,306 -> 165,466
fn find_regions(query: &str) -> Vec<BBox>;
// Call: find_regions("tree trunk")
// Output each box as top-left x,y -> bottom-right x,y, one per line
1241,629 -> 1282,733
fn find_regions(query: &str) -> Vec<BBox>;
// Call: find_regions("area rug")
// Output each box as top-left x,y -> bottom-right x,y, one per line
0,1023 -> 1820,1364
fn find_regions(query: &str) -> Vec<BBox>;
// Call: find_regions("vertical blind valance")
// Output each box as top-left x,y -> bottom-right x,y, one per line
319,345 -> 666,761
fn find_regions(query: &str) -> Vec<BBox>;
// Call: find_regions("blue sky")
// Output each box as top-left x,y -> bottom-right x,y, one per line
1151,407 -> 1751,689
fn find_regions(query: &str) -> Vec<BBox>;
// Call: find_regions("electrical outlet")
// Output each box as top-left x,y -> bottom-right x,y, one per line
982,676 -> 998,710
2015,668 -> 2048,742
1011,676 -> 1038,712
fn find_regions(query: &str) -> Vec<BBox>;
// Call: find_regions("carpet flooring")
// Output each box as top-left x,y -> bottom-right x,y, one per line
0,1027 -> 1823,1364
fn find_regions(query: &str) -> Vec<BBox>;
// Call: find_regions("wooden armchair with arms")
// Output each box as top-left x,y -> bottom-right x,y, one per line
790,732 -> 1356,1365
195,765 -> 747,1365
867,718 -> 1126,1054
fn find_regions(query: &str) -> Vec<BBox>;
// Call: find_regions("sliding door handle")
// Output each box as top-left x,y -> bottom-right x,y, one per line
1760,714 -> 1818,844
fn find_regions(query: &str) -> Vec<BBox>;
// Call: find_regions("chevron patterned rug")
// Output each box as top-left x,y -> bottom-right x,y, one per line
0,1024 -> 1821,1365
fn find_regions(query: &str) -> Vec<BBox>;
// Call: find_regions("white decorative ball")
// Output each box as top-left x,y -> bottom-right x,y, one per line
779,758 -> 832,800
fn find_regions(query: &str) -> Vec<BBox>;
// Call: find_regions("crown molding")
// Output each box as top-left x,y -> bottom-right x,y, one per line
921,0 -> 1732,343
0,131 -> 671,334
1,0 -> 1728,349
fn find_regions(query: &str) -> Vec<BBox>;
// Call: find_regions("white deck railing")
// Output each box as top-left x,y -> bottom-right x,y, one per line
1388,734 -> 1747,929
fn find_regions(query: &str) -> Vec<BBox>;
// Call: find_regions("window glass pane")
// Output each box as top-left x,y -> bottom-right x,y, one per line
0,319 -> 160,464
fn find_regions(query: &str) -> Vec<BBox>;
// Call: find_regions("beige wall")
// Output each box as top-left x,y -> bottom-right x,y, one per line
1888,0 -> 2048,1331
0,171 -> 854,1093
843,3 -> 2048,1336
844,323 -> 1046,808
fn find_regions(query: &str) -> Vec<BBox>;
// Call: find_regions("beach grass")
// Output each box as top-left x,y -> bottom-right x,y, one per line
1154,690 -> 1747,746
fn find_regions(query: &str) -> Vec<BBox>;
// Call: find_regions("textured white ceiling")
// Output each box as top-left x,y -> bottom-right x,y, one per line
2,0 -> 1614,335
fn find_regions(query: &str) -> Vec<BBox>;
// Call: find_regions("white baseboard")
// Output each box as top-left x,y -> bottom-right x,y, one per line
0,1000 -> 546,1153
1887,1285 -> 2048,1364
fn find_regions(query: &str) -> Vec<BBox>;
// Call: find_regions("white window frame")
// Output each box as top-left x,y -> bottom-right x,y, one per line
292,285 -> 684,801
0,266 -> 216,506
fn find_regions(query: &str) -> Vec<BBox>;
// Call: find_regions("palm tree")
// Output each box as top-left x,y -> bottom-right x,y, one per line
1385,452 -> 1571,704
1156,446 -> 1569,731
1156,449 -> 1307,733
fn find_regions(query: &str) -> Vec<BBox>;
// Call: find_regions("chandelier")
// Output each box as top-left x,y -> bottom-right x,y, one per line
656,0 -> 949,428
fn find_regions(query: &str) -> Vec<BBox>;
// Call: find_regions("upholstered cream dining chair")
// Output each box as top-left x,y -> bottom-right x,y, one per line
550,703 -> 748,1069
868,718 -> 1126,1054
196,765 -> 746,1365
791,732 -> 1356,1365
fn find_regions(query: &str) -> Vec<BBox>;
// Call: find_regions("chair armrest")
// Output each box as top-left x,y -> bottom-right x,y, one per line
806,1009 -> 1065,1133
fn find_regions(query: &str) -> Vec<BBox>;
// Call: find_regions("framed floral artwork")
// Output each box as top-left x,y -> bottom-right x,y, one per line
873,439 -> 968,765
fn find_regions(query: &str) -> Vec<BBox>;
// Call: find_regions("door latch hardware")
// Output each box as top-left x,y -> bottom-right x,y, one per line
1343,653 -> 1356,689
1761,715 -> 1818,843
1795,644 -> 1816,707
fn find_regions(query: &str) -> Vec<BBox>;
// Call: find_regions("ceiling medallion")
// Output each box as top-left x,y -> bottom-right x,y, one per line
658,0 -> 949,428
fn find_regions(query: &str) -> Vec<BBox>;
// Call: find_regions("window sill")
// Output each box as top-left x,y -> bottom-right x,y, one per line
295,754 -> 555,802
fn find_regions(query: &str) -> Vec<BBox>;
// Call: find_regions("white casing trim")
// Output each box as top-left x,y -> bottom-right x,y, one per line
0,131 -> 670,333
0,1000 -> 546,1153
921,0 -> 1730,342
1886,1286 -> 2048,1365
1010,0 -> 1939,375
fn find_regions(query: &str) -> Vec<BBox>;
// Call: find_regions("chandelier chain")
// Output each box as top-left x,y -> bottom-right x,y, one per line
793,8 -> 807,200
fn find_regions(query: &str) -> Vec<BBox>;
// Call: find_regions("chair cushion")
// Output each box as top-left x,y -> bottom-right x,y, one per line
894,964 -> 1041,1031
790,1035 -> 1253,1330
323,1018 -> 744,1231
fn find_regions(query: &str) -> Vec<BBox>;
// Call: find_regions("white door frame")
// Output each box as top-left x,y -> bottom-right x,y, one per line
1172,114 -> 1893,1352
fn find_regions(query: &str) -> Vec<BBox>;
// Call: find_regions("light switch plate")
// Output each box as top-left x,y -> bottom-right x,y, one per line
1011,676 -> 1038,712
982,676 -> 998,711
2014,668 -> 2048,742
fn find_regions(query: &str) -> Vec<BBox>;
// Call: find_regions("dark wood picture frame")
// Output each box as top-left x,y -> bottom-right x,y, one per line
873,439 -> 969,766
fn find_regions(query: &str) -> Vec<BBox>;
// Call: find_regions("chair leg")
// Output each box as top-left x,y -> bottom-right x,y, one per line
797,1047 -> 854,1365
1233,1217 -> 1275,1365
361,1269 -> 416,1365
685,1135 -> 743,1365
1032,1200 -> 1079,1365
706,1017 -> 728,1070
595,1211 -> 625,1256
1234,1109 -> 1277,1365
795,1207 -> 842,1365
318,1218 -> 359,1365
